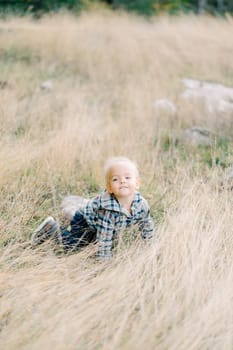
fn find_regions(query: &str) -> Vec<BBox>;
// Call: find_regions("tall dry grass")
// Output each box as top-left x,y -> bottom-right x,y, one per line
0,10 -> 233,349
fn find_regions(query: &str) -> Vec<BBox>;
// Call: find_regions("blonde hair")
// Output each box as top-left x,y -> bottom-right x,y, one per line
104,156 -> 139,184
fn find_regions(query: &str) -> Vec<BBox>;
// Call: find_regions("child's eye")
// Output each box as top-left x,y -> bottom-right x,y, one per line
126,176 -> 131,180
112,178 -> 118,182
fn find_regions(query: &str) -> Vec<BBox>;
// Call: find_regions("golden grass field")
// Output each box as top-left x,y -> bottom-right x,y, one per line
0,10 -> 233,349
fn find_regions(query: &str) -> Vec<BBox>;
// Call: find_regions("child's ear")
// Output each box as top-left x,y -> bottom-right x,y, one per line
106,182 -> 112,194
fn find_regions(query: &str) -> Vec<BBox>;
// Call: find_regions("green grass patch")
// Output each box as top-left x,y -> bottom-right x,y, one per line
0,45 -> 40,64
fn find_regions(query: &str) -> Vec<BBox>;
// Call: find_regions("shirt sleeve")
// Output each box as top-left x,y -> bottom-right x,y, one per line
138,206 -> 155,241
95,210 -> 115,259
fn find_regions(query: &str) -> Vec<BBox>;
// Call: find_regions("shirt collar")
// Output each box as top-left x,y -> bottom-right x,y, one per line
99,190 -> 141,215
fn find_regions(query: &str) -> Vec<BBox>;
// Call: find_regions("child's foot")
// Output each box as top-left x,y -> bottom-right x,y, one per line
31,216 -> 58,246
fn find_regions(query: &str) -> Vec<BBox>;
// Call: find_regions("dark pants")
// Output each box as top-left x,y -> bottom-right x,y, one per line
60,212 -> 96,251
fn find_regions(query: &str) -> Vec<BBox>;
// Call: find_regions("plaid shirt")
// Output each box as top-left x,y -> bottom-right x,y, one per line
80,190 -> 155,259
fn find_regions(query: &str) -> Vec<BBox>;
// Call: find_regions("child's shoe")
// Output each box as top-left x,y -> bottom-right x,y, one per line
31,216 -> 58,246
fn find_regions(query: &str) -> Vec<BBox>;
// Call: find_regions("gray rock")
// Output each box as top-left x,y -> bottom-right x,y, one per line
181,78 -> 233,114
61,195 -> 89,220
181,126 -> 215,146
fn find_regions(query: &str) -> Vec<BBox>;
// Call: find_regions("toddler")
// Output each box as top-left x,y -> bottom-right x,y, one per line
32,156 -> 155,259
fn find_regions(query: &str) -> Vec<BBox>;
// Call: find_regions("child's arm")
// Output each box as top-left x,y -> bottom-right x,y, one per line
95,210 -> 115,260
138,206 -> 155,241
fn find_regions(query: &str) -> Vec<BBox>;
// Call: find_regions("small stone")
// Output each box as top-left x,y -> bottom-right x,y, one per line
40,80 -> 53,91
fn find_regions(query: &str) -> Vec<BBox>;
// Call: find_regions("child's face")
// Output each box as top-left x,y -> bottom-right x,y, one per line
106,163 -> 139,200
